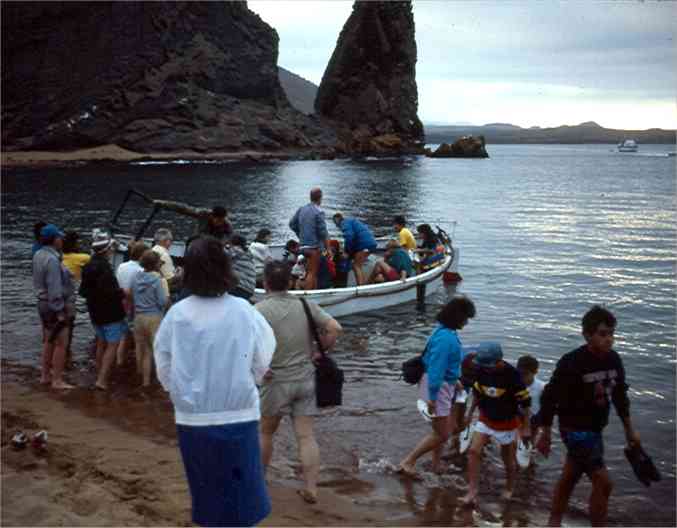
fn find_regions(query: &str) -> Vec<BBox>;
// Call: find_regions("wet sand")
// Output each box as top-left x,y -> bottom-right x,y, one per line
1,365 -> 391,527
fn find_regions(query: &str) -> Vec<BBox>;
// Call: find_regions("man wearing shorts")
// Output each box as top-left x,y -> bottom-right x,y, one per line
32,224 -> 75,389
256,261 -> 342,504
461,342 -> 531,505
79,232 -> 127,390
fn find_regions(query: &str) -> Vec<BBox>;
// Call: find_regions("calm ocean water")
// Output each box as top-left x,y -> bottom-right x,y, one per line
2,144 -> 675,525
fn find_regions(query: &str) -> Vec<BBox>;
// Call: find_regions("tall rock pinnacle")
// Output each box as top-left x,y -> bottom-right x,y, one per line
315,0 -> 424,154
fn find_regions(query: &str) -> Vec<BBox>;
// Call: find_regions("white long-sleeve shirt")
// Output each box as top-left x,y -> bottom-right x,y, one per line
154,294 -> 275,426
248,241 -> 272,276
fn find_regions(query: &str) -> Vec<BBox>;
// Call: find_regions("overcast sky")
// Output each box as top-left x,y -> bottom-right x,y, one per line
249,0 -> 676,129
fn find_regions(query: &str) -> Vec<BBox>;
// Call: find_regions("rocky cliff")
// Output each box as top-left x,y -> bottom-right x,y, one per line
1,1 -> 335,153
315,0 -> 424,154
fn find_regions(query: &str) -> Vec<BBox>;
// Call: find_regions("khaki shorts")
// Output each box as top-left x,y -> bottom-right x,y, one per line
260,379 -> 316,417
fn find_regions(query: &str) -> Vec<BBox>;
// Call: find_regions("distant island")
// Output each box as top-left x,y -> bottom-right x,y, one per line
423,121 -> 676,145
278,72 -> 676,145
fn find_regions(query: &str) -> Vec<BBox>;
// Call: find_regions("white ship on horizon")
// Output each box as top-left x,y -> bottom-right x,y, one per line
618,139 -> 638,152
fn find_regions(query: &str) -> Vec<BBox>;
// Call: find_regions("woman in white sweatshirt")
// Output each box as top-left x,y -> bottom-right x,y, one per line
154,237 -> 276,527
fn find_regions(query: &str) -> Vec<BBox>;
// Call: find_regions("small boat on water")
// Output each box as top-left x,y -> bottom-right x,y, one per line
618,139 -> 638,152
106,190 -> 462,318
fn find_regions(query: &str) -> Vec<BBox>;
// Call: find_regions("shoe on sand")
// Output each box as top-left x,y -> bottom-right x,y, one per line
11,432 -> 28,450
297,489 -> 317,504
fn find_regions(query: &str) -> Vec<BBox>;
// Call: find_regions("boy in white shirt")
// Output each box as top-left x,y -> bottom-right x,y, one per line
517,354 -> 545,457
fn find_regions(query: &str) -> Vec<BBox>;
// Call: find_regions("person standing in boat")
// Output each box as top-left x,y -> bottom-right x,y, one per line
398,296 -> 476,477
332,212 -> 377,286
289,188 -> 329,290
151,200 -> 233,241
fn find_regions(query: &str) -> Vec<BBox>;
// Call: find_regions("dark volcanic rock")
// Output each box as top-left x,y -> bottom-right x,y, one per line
1,1 -> 336,153
315,0 -> 424,155
427,136 -> 489,158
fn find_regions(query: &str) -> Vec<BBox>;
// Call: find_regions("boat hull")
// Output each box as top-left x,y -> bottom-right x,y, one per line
111,237 -> 460,318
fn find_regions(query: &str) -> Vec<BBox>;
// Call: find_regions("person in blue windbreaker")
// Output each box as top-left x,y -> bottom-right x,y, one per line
398,296 -> 477,477
332,212 -> 377,286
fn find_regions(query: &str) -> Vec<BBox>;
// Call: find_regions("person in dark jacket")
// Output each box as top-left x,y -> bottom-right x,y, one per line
536,306 -> 642,527
79,232 -> 126,390
332,212 -> 377,286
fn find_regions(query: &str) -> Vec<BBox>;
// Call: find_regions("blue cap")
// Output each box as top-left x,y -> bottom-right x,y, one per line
473,342 -> 503,368
40,224 -> 65,239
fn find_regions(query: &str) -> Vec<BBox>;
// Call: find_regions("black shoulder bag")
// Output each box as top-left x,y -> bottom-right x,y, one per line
300,298 -> 344,407
401,343 -> 427,385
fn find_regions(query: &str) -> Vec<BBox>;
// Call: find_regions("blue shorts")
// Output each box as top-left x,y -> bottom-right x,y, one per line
561,430 -> 605,476
93,320 -> 128,343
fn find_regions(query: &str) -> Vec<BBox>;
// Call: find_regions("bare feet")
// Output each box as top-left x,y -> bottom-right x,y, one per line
51,381 -> 75,390
396,463 -> 421,480
297,488 -> 318,504
40,376 -> 52,385
501,489 -> 514,501
93,383 -> 107,391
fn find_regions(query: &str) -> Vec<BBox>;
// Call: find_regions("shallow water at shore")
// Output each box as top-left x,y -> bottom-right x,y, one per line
2,144 -> 676,525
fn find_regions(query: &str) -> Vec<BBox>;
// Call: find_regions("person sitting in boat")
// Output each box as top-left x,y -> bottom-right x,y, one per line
414,224 -> 445,271
227,235 -> 256,302
249,228 -> 273,288
393,215 -> 417,254
328,239 -> 350,288
290,254 -> 307,290
368,240 -> 415,284
283,239 -> 301,263
332,212 -> 377,286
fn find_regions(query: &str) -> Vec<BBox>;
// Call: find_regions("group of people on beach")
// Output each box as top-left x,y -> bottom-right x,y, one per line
30,187 -> 644,527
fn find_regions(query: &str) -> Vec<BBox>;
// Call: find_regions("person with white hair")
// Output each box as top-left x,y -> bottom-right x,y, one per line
152,228 -> 183,287
79,231 -> 127,390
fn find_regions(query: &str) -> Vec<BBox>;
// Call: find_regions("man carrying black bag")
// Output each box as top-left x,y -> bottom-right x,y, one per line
255,260 -> 343,505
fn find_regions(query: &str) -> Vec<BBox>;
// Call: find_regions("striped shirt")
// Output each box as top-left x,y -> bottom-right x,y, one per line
229,247 -> 256,296
473,361 -> 531,430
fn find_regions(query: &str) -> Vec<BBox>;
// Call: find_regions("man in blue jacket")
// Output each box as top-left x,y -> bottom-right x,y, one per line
289,188 -> 329,290
332,212 -> 377,286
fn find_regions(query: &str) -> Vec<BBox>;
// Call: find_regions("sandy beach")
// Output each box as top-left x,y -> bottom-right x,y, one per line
1,363 -> 393,527
0,145 -> 333,168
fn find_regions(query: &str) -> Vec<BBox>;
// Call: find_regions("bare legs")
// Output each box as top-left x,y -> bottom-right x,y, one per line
42,325 -> 74,389
548,459 -> 610,527
399,415 -> 453,475
95,339 -> 119,389
260,414 -> 320,502
499,441 -> 517,500
461,432 -> 489,504
460,433 -> 516,505
352,250 -> 369,286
